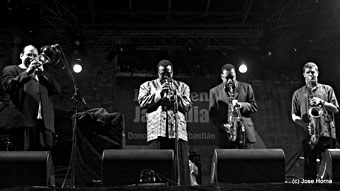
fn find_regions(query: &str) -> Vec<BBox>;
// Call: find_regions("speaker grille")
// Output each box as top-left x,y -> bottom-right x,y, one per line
102,149 -> 174,187
0,151 -> 54,188
211,149 -> 285,183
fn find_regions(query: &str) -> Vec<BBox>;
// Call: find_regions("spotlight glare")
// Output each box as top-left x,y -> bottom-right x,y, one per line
239,64 -> 247,73
73,64 -> 82,73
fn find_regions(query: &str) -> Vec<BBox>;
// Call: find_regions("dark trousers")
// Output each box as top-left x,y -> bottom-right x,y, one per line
303,137 -> 337,180
148,137 -> 190,186
218,130 -> 255,149
6,120 -> 53,151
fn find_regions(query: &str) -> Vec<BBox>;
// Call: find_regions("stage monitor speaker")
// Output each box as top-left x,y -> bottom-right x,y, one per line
0,151 -> 54,188
211,149 -> 285,183
317,149 -> 340,182
102,149 -> 174,187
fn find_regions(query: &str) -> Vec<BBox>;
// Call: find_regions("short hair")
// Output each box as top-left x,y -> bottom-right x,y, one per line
21,45 -> 37,54
157,60 -> 173,71
220,64 -> 235,73
303,62 -> 318,72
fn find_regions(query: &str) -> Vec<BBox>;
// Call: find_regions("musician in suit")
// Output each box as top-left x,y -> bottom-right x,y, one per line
209,64 -> 258,149
1,45 -> 61,151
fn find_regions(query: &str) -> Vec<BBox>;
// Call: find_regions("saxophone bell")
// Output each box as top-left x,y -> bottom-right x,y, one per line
308,104 -> 324,148
309,106 -> 324,118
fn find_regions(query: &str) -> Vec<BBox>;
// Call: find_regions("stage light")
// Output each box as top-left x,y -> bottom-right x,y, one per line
239,64 -> 247,73
72,58 -> 83,73
73,64 -> 82,73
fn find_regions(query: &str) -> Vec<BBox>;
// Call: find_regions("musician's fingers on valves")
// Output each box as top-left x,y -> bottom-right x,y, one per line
26,59 -> 40,74
161,82 -> 171,90
161,82 -> 177,98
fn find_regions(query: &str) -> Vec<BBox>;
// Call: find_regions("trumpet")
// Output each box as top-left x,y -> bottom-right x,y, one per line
160,76 -> 177,109
164,77 -> 175,100
35,44 -> 61,65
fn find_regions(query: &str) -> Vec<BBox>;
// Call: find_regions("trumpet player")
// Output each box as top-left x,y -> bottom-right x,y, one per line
291,61 -> 339,180
209,64 -> 258,149
1,45 -> 61,151
138,60 -> 192,185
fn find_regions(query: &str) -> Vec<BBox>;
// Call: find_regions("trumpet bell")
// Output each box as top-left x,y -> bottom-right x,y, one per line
37,45 -> 61,65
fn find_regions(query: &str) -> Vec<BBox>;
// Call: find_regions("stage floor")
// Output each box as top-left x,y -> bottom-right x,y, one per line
2,183 -> 340,191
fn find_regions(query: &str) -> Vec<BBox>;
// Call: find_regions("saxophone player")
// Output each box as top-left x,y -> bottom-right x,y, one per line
291,61 -> 339,180
209,64 -> 258,149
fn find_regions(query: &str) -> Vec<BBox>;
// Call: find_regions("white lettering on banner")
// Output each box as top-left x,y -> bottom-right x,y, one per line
127,132 -> 216,140
133,89 -> 209,103
191,92 -> 209,102
133,106 -> 209,123
186,106 -> 209,123
188,132 -> 216,140
128,132 -> 147,140
133,89 -> 139,102
133,106 -> 147,123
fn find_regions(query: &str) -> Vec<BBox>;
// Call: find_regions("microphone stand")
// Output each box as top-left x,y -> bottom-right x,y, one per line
163,76 -> 180,185
68,86 -> 87,188
171,83 -> 180,186
56,45 -> 87,188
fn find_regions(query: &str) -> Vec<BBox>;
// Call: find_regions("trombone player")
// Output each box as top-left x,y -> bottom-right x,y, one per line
291,61 -> 339,180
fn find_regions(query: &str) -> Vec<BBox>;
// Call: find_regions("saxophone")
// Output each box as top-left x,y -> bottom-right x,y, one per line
307,77 -> 324,149
225,83 -> 246,148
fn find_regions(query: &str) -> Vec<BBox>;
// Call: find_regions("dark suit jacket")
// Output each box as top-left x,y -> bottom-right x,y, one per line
209,81 -> 258,145
1,65 -> 61,133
